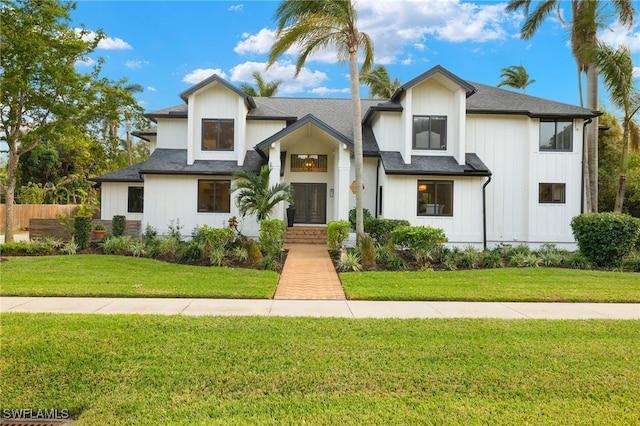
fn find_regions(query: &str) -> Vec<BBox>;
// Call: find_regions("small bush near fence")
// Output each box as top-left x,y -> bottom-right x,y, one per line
73,216 -> 92,249
571,213 -> 640,268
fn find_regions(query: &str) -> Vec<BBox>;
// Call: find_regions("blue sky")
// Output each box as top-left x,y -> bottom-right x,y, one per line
71,0 -> 640,115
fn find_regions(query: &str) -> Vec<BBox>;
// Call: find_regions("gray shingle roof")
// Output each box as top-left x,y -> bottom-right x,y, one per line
91,162 -> 144,183
380,152 -> 491,176
139,149 -> 264,176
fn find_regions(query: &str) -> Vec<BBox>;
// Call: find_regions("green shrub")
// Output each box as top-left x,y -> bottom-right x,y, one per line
259,219 -> 286,258
261,255 -> 280,271
112,215 -> 126,237
192,225 -> 235,254
61,240 -> 78,255
232,246 -> 249,263
365,218 -> 410,245
391,225 -> 448,252
571,213 -> 640,267
348,207 -> 372,231
375,243 -> 406,270
0,241 -> 53,256
154,236 -> 180,258
460,246 -> 481,269
209,247 -> 226,267
130,240 -> 147,258
327,220 -> 350,251
73,216 -> 92,249
480,249 -> 504,269
178,241 -> 204,261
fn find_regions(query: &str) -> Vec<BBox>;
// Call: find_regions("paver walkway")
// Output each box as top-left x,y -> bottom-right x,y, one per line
274,244 -> 345,300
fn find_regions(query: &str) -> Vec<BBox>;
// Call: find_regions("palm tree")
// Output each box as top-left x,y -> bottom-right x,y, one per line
239,71 -> 282,97
267,0 -> 373,239
505,0 -> 635,213
232,165 -> 292,221
360,64 -> 401,98
590,43 -> 640,213
497,65 -> 535,93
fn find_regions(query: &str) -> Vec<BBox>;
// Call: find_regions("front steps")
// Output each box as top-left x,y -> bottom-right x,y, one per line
284,226 -> 328,245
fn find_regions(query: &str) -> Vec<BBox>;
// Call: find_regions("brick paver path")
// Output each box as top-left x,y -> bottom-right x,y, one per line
274,244 -> 346,300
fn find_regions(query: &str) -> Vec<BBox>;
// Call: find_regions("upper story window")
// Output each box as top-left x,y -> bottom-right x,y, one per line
202,119 -> 234,151
290,154 -> 328,172
539,120 -> 572,151
413,115 -> 447,150
417,180 -> 453,216
127,187 -> 143,213
539,183 -> 566,204
198,180 -> 231,213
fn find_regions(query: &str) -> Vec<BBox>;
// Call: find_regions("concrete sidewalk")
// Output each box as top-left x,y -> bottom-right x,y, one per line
1,297 -> 639,319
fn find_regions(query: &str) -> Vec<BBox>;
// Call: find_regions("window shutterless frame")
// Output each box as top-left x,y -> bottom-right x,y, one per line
197,180 -> 231,212
538,183 -> 566,204
413,115 -> 447,150
417,180 -> 453,216
127,187 -> 144,213
201,119 -> 234,151
539,120 -> 573,152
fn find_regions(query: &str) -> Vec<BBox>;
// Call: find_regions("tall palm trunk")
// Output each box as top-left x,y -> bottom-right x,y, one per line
585,65 -> 598,212
350,48 -> 365,239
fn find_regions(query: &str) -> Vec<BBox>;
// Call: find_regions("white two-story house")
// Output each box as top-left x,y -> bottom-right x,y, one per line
92,65 -> 598,249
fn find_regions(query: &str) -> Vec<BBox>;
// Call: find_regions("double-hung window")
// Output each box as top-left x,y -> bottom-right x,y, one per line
417,180 -> 453,216
202,119 -> 234,151
539,120 -> 572,151
198,180 -> 231,212
413,116 -> 447,150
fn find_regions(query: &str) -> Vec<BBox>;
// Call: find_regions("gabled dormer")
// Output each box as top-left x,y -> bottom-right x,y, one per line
178,75 -> 256,166
390,65 -> 475,165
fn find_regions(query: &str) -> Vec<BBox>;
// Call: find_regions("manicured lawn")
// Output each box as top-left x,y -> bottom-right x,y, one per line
0,255 -> 278,298
341,268 -> 640,302
1,314 -> 638,425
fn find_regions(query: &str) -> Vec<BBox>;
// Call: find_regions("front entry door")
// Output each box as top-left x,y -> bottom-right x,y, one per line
291,183 -> 326,224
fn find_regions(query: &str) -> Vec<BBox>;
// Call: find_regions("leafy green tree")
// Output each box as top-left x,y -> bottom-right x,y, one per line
268,0 -> 373,239
591,43 -> 640,212
240,71 -> 282,97
497,65 -> 535,93
359,64 -> 401,99
232,165 -> 292,221
0,0 -> 102,241
506,0 -> 636,213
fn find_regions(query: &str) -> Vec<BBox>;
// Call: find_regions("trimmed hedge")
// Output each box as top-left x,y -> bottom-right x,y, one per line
259,219 -> 286,258
327,220 -> 350,251
73,216 -> 92,249
112,215 -> 126,237
391,225 -> 448,252
571,212 -> 640,267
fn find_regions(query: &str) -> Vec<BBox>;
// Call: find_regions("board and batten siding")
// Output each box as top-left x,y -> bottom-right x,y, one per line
378,174 -> 484,246
99,182 -> 143,221
155,119 -> 187,151
246,120 -> 287,148
466,114 -> 583,249
143,174 -> 260,239
370,111 -> 403,153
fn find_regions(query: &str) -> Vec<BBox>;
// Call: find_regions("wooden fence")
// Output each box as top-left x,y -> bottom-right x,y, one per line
29,219 -> 142,240
0,204 -> 79,232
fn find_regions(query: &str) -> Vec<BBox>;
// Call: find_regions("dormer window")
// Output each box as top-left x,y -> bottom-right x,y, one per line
202,119 -> 234,151
413,115 -> 447,150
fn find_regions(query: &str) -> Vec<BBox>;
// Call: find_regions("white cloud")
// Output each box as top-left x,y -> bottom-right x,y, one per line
634,67 -> 640,78
147,86 -> 156,92
310,87 -> 351,96
228,4 -> 243,12
76,29 -> 132,50
125,60 -> 149,69
183,68 -> 227,84
599,21 -> 640,53
234,28 -> 276,55
230,61 -> 328,95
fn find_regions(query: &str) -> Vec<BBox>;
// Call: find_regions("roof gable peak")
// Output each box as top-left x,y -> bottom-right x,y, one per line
179,74 -> 256,109
391,65 -> 476,102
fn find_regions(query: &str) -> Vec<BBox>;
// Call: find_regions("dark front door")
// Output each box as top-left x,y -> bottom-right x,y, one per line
291,183 -> 326,224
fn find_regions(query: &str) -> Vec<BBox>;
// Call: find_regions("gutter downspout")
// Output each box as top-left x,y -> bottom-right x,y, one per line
581,118 -> 592,214
482,175 -> 492,250
375,159 -> 381,218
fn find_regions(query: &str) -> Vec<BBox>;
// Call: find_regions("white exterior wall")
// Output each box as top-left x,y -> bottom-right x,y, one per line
378,174 -> 484,246
246,120 -> 287,147
155,119 -> 187,151
348,157 -> 379,217
466,114 -> 583,249
371,112 -> 403,152
142,174 -> 260,239
186,85 -> 247,164
100,182 -> 143,221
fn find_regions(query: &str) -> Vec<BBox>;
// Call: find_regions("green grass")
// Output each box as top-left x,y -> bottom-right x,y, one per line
341,268 -> 640,302
1,314 -> 638,425
0,255 -> 278,298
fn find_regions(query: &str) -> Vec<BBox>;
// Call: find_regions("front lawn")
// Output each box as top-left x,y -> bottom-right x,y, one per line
341,268 -> 640,302
0,255 -> 278,298
1,314 -> 638,425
